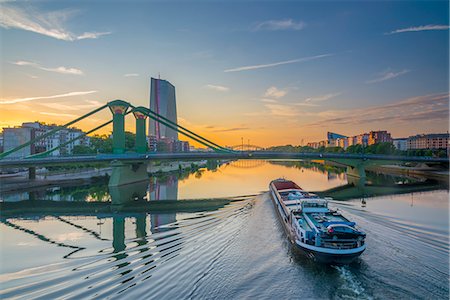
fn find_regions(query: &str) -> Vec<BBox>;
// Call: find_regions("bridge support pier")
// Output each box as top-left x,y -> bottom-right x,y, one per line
346,164 -> 366,179
108,160 -> 149,187
109,180 -> 148,204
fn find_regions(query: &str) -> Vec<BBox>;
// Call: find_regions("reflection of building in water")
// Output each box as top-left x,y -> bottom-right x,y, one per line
147,175 -> 179,230
148,175 -> 178,201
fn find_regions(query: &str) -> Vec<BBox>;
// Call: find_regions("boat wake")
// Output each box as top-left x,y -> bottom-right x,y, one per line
0,199 -> 255,299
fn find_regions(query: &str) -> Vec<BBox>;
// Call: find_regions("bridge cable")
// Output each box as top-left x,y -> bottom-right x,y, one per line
142,108 -> 236,153
0,104 -> 108,159
25,119 -> 114,158
141,109 -> 226,152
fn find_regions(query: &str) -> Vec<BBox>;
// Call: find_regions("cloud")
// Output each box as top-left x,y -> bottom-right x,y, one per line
387,24 -> 450,35
76,32 -> 111,40
39,100 -> 103,111
40,112 -> 79,118
294,92 -> 341,107
264,86 -> 287,99
13,60 -> 83,75
204,84 -> 230,92
261,98 -> 278,103
0,4 -> 111,41
212,127 -> 249,132
252,19 -> 305,31
124,73 -> 139,77
305,93 -> 449,127
224,54 -> 332,73
366,69 -> 409,84
303,92 -> 341,103
0,91 -> 98,104
264,103 -> 301,117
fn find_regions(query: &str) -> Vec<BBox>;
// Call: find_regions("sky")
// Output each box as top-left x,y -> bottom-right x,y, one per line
0,0 -> 449,147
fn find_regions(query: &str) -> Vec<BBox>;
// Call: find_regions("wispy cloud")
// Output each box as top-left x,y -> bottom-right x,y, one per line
295,92 -> 341,106
261,98 -> 278,103
264,103 -> 301,117
39,112 -> 79,118
252,19 -> 305,31
303,92 -> 341,103
204,84 -> 230,92
39,100 -> 103,111
124,73 -> 139,77
366,69 -> 409,84
264,86 -> 287,99
387,24 -> 450,35
0,91 -> 98,104
0,4 -> 111,41
306,93 -> 449,127
224,54 -> 332,73
212,127 -> 249,132
13,60 -> 83,75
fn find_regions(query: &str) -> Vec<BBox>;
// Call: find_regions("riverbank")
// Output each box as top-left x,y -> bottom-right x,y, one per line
367,164 -> 449,183
0,160 -> 220,193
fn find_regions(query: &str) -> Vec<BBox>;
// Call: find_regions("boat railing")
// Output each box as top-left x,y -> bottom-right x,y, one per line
320,239 -> 362,249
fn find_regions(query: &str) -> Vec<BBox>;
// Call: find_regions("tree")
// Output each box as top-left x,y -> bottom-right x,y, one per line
347,144 -> 363,154
72,145 -> 95,155
90,134 -> 112,153
124,131 -> 136,151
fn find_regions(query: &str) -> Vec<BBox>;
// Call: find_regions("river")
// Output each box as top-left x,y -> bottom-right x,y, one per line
0,159 -> 448,299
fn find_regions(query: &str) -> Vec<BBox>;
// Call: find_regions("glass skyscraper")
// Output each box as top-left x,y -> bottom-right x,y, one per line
149,77 -> 178,141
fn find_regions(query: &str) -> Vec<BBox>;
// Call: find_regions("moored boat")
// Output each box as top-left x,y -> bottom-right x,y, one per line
269,178 -> 366,264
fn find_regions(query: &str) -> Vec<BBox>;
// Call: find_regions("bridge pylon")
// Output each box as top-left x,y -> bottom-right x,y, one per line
108,100 -> 131,154
132,107 -> 148,154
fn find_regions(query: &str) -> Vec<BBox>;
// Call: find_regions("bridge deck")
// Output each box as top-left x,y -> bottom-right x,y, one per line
0,152 -> 448,168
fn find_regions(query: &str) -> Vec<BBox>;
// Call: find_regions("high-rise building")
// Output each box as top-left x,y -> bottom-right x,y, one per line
149,77 -> 178,141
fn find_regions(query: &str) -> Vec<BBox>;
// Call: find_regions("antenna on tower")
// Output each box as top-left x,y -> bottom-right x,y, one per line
158,72 -> 160,79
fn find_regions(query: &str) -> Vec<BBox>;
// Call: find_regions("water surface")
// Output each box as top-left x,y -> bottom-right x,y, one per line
1,160 -> 448,299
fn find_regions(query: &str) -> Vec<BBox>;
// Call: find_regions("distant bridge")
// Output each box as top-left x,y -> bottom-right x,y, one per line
228,144 -> 265,151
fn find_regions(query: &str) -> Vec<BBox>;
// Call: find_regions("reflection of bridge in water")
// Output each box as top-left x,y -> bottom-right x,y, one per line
225,160 -> 267,169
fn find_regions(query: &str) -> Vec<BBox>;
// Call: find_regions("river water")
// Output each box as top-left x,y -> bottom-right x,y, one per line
0,160 -> 448,299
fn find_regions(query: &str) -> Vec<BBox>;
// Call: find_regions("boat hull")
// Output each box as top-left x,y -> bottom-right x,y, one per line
269,187 -> 365,265
293,240 -> 365,264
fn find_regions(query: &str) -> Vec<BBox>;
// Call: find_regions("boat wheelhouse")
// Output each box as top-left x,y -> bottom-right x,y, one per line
269,178 -> 366,264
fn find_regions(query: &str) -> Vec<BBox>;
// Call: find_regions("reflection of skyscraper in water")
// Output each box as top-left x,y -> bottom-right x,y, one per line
149,77 -> 178,141
148,175 -> 179,201
148,175 -> 178,230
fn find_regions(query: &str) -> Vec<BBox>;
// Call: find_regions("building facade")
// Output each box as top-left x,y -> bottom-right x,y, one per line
368,131 -> 392,145
2,122 -> 90,158
149,77 -> 178,142
327,132 -> 347,147
3,127 -> 35,158
407,133 -> 449,150
393,138 -> 408,151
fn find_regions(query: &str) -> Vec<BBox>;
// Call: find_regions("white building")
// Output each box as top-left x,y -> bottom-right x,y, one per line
2,122 -> 90,158
393,138 -> 407,151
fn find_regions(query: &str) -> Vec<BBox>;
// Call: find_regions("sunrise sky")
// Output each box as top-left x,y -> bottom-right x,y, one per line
0,1 -> 448,147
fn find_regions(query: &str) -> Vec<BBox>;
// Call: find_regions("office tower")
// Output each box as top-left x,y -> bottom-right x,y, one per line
149,77 -> 178,141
